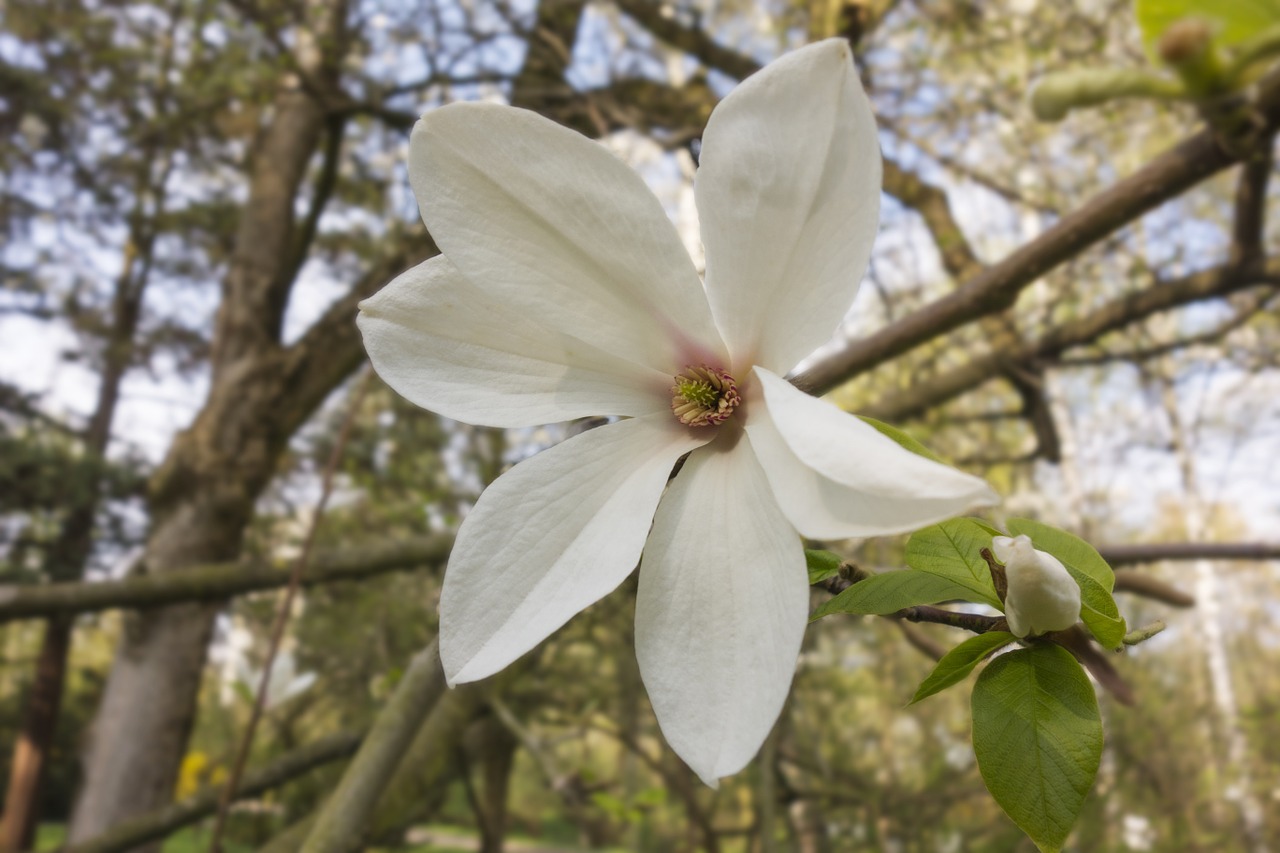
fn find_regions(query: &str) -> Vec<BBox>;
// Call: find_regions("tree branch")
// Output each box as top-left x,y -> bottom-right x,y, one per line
298,640 -> 447,853
614,0 -> 1280,400
62,730 -> 363,853
613,0 -> 759,79
1057,289 -> 1276,366
1101,541 -> 1280,565
797,71 -> 1280,394
0,534 -> 454,622
882,159 -> 983,280
7,530 -> 1265,625
864,261 -> 1280,422
1229,144 -> 1273,268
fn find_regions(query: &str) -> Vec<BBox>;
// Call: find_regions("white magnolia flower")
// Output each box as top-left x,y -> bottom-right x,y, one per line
233,650 -> 317,710
992,534 -> 1081,638
358,39 -> 999,785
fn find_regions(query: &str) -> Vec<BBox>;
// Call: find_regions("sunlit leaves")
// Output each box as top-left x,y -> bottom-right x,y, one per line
904,517 -> 1004,608
811,570 -> 974,621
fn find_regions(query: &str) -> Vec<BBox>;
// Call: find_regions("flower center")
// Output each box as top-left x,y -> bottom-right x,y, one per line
670,365 -> 740,427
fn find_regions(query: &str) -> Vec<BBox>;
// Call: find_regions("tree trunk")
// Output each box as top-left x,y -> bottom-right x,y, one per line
1,616 -> 71,851
69,0 -> 587,838
67,75 -> 330,843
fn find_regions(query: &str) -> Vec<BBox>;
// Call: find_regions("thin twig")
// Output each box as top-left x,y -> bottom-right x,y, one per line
209,368 -> 373,851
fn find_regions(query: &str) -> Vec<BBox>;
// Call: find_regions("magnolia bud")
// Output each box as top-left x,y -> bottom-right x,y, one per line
1157,17 -> 1212,66
992,534 -> 1081,638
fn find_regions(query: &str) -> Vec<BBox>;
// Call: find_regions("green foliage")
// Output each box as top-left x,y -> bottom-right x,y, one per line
857,415 -> 944,463
1008,519 -> 1127,649
903,518 -> 1004,608
909,631 -> 1015,705
810,570 -> 975,620
1134,0 -> 1280,54
971,645 -> 1103,853
805,548 -> 843,584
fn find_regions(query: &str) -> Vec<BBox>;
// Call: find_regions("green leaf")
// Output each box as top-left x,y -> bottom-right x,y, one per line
1135,0 -> 1280,54
1071,575 -> 1128,650
910,631 -> 1016,704
857,415 -> 944,463
905,518 -> 1005,608
972,645 -> 1103,853
805,549 -> 843,584
811,570 -> 976,621
1008,519 -> 1127,649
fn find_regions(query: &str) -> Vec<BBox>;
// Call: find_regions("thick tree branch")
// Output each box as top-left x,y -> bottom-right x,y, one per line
1101,542 -> 1280,565
299,640 -> 447,853
276,233 -> 437,438
282,114 -> 348,289
797,76 -> 1280,394
0,535 -> 454,622
614,0 -> 1280,399
864,260 -> 1280,422
1229,145 -> 1273,268
9,532 -> 1269,624
1058,290 -> 1275,366
62,730 -> 363,853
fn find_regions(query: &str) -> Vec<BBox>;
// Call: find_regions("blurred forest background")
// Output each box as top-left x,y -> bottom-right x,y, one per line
1,0 -> 1278,850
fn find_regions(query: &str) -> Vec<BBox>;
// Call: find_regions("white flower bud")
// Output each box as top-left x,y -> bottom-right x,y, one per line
992,534 -> 1081,638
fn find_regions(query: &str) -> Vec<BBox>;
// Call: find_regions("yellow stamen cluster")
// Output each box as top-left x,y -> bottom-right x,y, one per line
671,366 -> 740,427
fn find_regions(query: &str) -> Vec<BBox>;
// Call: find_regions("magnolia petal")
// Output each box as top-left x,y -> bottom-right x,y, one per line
697,39 -> 882,375
410,104 -> 727,374
635,436 -> 807,787
441,415 -> 710,685
358,255 -> 669,427
746,368 -> 1000,538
